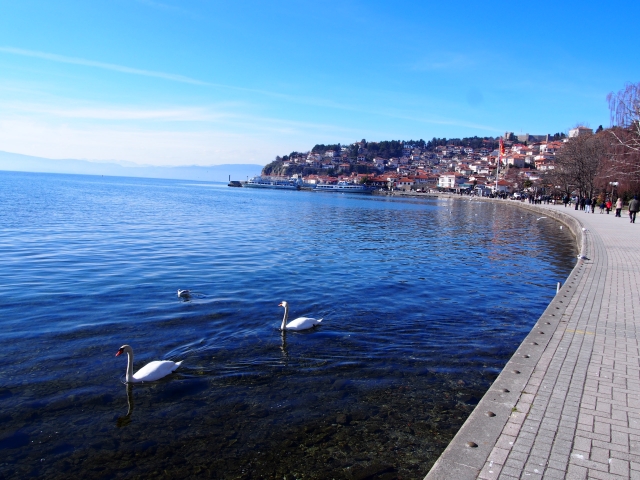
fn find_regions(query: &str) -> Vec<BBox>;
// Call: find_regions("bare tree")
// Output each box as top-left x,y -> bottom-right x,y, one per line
547,162 -> 575,197
608,82 -> 640,132
607,83 -> 640,182
554,133 -> 607,198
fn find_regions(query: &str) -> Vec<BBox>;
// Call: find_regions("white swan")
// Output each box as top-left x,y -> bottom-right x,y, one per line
279,301 -> 322,331
115,345 -> 182,383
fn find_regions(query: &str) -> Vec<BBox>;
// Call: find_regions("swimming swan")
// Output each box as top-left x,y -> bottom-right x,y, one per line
279,301 -> 322,331
115,345 -> 182,383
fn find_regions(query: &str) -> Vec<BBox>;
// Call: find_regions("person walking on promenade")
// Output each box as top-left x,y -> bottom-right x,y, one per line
585,197 -> 591,213
592,197 -> 597,214
629,196 -> 640,223
580,197 -> 586,211
599,199 -> 605,213
563,195 -> 570,208
606,199 -> 612,214
616,197 -> 623,217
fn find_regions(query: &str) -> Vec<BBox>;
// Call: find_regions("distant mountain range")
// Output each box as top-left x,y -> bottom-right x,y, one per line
0,150 -> 264,183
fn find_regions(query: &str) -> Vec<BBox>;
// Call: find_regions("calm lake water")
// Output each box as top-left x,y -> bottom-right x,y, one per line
0,171 -> 576,479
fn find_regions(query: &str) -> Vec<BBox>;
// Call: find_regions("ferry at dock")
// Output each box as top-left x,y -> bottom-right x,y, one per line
314,181 -> 372,193
244,175 -> 302,190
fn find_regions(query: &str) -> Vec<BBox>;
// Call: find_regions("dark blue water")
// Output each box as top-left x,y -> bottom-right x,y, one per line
0,171 -> 576,479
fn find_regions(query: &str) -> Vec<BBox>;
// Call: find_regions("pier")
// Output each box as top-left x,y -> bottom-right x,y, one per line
426,202 -> 640,479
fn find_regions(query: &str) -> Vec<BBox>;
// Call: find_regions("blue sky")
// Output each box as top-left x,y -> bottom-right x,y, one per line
0,0 -> 638,167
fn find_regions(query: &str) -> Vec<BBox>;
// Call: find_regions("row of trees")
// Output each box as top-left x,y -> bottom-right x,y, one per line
427,136 -> 499,150
548,82 -> 640,200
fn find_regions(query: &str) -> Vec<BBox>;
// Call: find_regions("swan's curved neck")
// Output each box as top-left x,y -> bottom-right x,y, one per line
125,349 -> 135,383
280,305 -> 289,331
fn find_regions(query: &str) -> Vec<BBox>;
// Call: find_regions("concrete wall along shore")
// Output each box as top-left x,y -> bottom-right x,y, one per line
425,201 -> 586,479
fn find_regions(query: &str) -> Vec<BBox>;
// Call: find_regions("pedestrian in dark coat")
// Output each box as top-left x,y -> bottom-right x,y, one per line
629,196 -> 640,223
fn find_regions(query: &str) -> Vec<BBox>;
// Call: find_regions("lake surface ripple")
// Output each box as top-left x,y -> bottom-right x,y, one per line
0,172 -> 576,479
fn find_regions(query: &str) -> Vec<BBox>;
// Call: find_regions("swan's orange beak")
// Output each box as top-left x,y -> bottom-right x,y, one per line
115,348 -> 124,357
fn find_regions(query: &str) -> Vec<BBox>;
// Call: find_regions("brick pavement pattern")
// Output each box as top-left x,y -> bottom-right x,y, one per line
478,204 -> 640,480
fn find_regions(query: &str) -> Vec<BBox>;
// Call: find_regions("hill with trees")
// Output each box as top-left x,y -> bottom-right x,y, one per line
261,136 -> 501,176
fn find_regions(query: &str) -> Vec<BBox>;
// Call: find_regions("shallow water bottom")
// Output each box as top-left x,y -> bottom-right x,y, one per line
1,362 -> 498,480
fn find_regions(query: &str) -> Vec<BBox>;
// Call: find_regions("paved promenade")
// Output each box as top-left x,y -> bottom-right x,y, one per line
426,202 -> 640,480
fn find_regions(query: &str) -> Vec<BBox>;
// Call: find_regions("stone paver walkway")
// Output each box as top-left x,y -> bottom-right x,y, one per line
427,202 -> 640,480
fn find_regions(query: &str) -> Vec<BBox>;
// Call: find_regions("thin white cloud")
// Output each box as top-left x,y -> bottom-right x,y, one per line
0,98 -> 365,136
0,45 -> 321,101
0,46 -> 349,104
0,101 -> 228,121
0,46 -> 214,86
0,46 -> 501,132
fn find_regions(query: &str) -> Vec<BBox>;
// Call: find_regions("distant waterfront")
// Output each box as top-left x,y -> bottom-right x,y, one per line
0,171 -> 577,479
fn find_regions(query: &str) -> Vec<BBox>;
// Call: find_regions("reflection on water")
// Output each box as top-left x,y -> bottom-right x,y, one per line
116,383 -> 134,428
280,331 -> 289,361
0,172 -> 577,479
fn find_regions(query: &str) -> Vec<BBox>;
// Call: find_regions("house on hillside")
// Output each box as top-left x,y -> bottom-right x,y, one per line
438,172 -> 466,191
395,177 -> 414,190
506,155 -> 526,168
569,126 -> 593,137
535,158 -> 556,171
456,164 -> 473,175
367,176 -> 390,188
373,157 -> 386,171
494,179 -> 512,194
413,174 -> 438,190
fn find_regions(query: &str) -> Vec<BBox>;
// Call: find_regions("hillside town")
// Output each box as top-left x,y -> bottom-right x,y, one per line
260,129 -> 595,196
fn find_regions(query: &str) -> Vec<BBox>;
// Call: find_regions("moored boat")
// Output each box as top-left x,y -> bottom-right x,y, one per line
244,175 -> 302,190
314,181 -> 372,193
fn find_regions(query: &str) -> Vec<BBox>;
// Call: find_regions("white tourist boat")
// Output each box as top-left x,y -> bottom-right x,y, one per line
244,175 -> 302,190
314,181 -> 372,193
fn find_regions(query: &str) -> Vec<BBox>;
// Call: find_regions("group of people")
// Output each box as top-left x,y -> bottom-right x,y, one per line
562,195 -> 639,223
528,195 -> 553,205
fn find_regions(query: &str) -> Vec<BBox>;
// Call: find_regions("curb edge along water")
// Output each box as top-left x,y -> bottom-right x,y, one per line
424,199 -> 586,480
